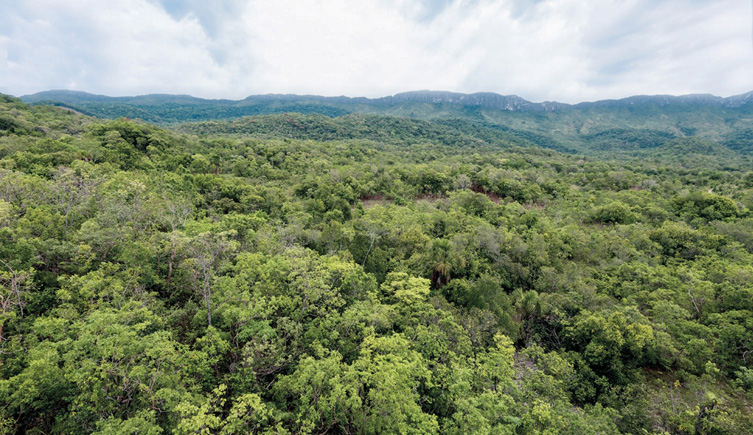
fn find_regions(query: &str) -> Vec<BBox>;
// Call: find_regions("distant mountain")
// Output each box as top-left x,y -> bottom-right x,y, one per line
21,89 -> 753,116
20,90 -> 234,106
17,89 -> 753,157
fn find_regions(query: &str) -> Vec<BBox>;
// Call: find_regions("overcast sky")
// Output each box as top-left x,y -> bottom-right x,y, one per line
0,0 -> 751,103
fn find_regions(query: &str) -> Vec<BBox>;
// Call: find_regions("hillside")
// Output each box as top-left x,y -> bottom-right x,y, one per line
177,112 -> 753,169
20,89 -> 753,159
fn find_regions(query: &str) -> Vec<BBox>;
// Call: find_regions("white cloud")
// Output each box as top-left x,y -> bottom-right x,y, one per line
0,0 -> 751,102
0,0 -> 231,97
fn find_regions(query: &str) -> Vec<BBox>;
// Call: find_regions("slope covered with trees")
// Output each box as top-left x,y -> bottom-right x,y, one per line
1,94 -> 753,433
20,89 -> 753,161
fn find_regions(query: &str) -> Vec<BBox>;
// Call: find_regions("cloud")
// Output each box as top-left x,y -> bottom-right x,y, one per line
0,0 -> 232,97
0,0 -> 751,102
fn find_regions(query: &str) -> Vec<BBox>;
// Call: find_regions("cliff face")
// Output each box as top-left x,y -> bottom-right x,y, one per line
377,91 -> 561,112
725,91 -> 753,108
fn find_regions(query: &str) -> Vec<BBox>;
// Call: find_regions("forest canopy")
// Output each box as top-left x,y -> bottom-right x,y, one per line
1,94 -> 753,434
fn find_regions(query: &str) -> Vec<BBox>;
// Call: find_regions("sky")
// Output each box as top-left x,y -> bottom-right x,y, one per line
0,0 -> 751,103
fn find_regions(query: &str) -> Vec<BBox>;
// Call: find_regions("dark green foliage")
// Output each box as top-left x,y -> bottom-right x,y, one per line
89,119 -> 169,152
583,128 -> 676,150
592,201 -> 637,224
723,128 -> 753,152
672,192 -> 740,221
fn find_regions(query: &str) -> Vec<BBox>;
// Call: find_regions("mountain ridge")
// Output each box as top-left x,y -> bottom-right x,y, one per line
20,89 -> 753,112
14,89 -> 753,157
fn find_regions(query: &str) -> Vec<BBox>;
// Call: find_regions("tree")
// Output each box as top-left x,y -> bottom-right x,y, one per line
354,334 -> 439,434
424,239 -> 466,288
0,259 -> 32,344
591,201 -> 637,225
174,384 -> 275,435
274,348 -> 361,433
183,231 -> 238,327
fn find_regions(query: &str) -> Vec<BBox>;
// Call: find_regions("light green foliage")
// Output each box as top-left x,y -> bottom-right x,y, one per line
354,334 -> 439,434
93,411 -> 163,435
174,384 -> 276,435
381,272 -> 431,308
0,199 -> 11,226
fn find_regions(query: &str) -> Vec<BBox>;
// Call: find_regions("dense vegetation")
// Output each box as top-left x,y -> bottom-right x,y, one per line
2,93 -> 753,433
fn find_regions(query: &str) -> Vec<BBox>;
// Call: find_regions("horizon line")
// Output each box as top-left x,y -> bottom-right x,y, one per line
13,88 -> 753,107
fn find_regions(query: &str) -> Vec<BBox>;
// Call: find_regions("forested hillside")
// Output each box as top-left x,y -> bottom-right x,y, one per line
2,93 -> 753,433
21,90 -> 753,161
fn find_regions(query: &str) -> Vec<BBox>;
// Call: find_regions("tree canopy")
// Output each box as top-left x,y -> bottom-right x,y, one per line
1,94 -> 752,433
